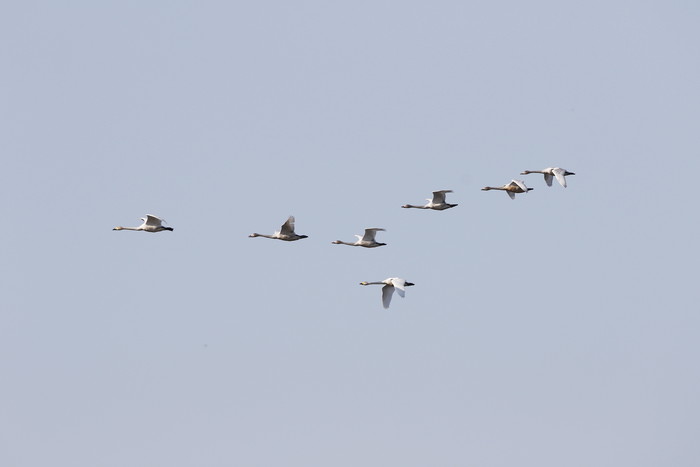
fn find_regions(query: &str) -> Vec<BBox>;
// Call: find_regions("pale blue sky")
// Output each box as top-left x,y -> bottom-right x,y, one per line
2,1 -> 700,466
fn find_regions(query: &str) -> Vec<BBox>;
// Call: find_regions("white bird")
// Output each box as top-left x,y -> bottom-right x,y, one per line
249,216 -> 308,241
332,228 -> 386,248
402,190 -> 458,210
360,277 -> 415,309
521,167 -> 575,187
113,214 -> 173,232
481,180 -> 533,199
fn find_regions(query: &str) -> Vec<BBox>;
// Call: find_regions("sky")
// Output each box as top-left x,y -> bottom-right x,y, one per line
2,1 -> 700,466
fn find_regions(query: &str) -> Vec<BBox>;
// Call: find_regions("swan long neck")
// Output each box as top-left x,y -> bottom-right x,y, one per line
250,233 -> 276,239
360,281 -> 385,286
521,170 -> 544,174
332,240 -> 356,246
482,186 -> 505,191
113,226 -> 141,231
402,204 -> 429,209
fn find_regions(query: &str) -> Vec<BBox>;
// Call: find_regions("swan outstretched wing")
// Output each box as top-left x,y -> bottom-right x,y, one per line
431,190 -> 452,204
512,180 -> 529,192
552,167 -> 567,187
280,216 -> 296,235
361,228 -> 385,242
390,278 -> 406,297
543,173 -> 554,186
507,191 -> 515,200
381,284 -> 395,309
144,214 -> 165,226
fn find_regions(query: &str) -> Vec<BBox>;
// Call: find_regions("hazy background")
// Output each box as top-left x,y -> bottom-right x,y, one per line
2,1 -> 699,466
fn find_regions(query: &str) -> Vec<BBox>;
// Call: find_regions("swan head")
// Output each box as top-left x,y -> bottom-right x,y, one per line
360,281 -> 369,286
248,233 -> 259,238
481,187 -> 492,191
520,170 -> 531,175
331,240 -> 342,244
113,226 -> 123,231
401,204 -> 411,208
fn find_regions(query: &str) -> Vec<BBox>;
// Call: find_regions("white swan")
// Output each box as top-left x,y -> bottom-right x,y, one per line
360,277 -> 415,309
521,167 -> 575,187
402,190 -> 458,210
113,214 -> 173,232
332,228 -> 386,248
249,216 -> 308,241
481,180 -> 533,199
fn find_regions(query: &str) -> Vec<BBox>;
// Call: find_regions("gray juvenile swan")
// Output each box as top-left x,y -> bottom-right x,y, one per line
481,180 -> 533,199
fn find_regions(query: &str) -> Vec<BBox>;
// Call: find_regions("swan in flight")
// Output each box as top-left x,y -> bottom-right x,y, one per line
332,228 -> 386,248
481,180 -> 533,199
360,277 -> 415,309
402,190 -> 458,210
520,167 -> 575,187
113,214 -> 173,232
249,216 -> 308,241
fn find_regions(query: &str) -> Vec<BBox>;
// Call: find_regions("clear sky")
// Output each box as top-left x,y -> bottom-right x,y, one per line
2,1 -> 699,466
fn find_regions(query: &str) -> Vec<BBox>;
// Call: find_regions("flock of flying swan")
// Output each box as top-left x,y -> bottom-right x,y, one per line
481,167 -> 575,199
113,167 -> 575,308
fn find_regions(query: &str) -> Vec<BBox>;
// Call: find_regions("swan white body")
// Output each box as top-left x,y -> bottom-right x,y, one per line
402,190 -> 458,210
521,167 -> 575,187
249,216 -> 308,241
113,214 -> 173,232
332,228 -> 386,248
481,180 -> 533,199
360,277 -> 415,309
